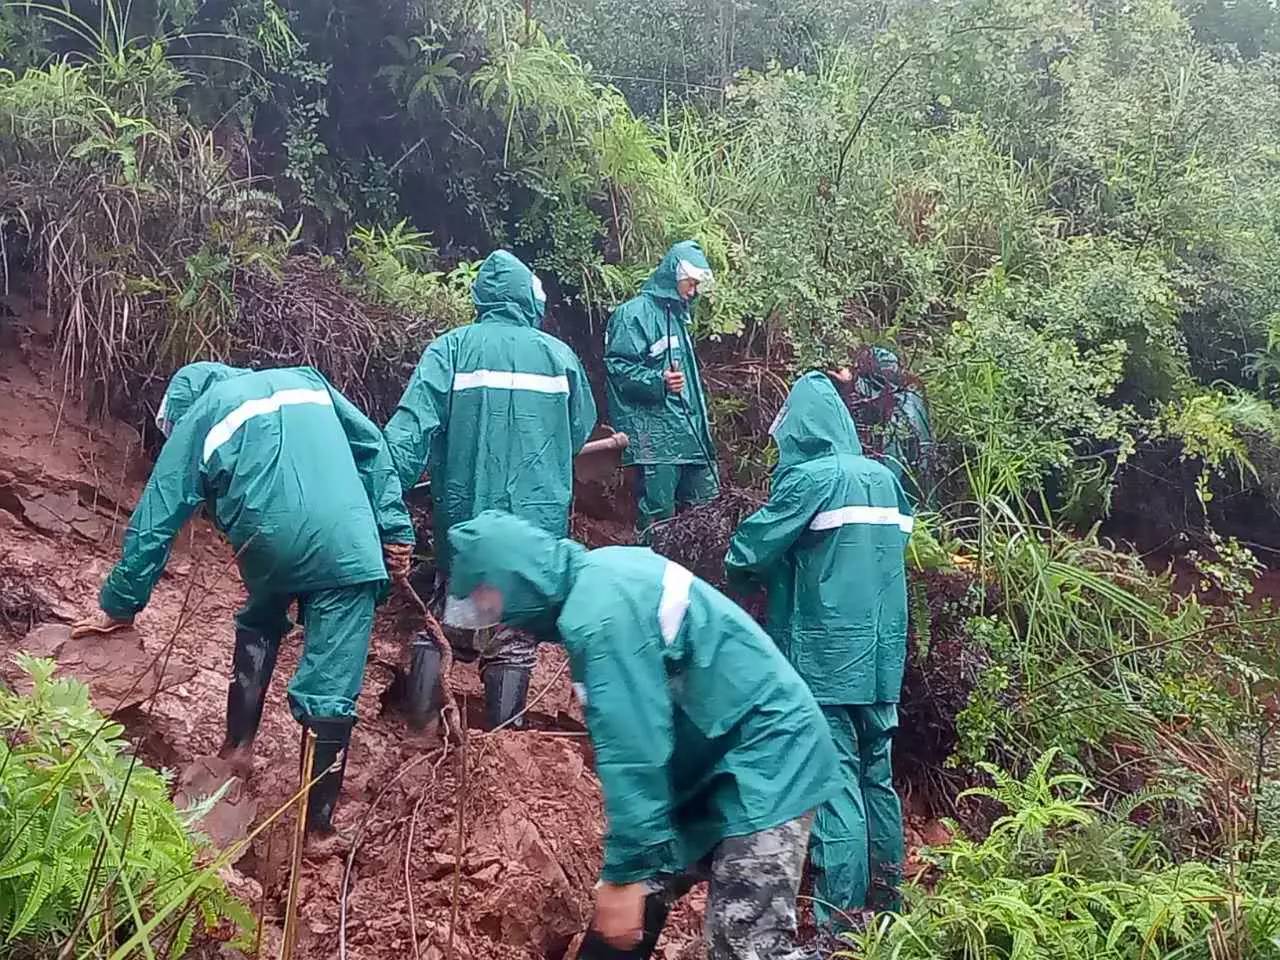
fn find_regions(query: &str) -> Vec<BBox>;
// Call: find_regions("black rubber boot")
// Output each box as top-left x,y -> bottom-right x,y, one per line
578,893 -> 670,959
405,633 -> 443,731
299,715 -> 355,835
222,627 -> 280,751
482,664 -> 531,730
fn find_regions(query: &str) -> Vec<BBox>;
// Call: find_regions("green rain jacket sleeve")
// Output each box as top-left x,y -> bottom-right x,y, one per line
384,337 -> 454,493
568,353 -> 598,453
604,306 -> 665,405
325,380 -> 416,546
99,415 -> 206,619
725,469 -> 820,590
564,606 -> 678,884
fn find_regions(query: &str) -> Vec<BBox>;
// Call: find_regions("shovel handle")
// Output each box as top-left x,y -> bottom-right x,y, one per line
579,432 -> 629,456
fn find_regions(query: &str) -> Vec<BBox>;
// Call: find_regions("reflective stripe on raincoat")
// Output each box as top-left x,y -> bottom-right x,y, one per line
726,372 -> 912,705
446,510 -> 839,885
383,250 -> 596,570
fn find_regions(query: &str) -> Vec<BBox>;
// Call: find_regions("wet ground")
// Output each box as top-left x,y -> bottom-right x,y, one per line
0,339 -> 943,959
0,342 -> 711,960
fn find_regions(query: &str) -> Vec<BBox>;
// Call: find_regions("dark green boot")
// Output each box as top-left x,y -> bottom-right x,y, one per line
483,664 -> 531,730
299,715 -> 356,835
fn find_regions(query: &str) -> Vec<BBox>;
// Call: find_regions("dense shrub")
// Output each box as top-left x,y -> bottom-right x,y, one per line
0,656 -> 249,956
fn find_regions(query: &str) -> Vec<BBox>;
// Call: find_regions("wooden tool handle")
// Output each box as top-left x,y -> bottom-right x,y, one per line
578,432 -> 629,456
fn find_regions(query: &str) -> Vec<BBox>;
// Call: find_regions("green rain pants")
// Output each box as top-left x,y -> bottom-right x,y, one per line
810,702 -> 905,925
635,462 -> 720,535
234,581 -> 379,721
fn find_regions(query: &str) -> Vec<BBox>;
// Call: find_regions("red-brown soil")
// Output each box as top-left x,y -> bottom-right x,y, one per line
0,339 -> 709,960
0,334 -> 937,960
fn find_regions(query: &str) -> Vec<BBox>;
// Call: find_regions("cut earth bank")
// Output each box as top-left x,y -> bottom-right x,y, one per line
0,332 -> 939,960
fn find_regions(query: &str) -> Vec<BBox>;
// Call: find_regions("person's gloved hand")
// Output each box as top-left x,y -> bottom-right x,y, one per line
383,542 -> 413,581
592,881 -> 646,949
71,612 -> 134,639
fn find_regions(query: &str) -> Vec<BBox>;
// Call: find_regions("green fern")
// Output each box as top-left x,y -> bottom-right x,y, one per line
0,655 -> 249,954
847,752 -> 1280,959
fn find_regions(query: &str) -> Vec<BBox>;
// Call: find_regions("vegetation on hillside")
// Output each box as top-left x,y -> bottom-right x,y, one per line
5,0 -> 1280,954
0,656 -> 249,956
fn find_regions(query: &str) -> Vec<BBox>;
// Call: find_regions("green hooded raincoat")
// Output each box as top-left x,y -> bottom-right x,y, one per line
384,251 -> 596,570
100,364 -> 414,717
726,372 -> 912,705
446,510 -> 839,886
726,372 -> 912,921
604,241 -> 716,468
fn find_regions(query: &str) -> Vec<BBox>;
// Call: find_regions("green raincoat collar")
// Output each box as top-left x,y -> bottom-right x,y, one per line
446,510 -> 585,632
641,240 -> 712,305
472,250 -> 547,329
771,372 -> 862,469
158,361 -> 248,430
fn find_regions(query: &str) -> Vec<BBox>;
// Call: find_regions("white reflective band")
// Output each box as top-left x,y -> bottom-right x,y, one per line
809,505 -> 914,534
202,388 -> 332,464
658,561 -> 694,646
572,682 -> 588,706
155,394 -> 169,429
452,370 -> 570,394
648,336 -> 681,358
676,259 -> 713,284
531,274 -> 547,304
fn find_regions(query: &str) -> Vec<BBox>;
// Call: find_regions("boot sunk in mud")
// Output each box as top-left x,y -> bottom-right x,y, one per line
298,715 -> 357,857
217,624 -> 281,780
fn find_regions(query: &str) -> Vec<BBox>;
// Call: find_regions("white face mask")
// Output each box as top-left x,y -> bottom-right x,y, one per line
156,395 -> 171,435
676,259 -> 715,296
769,403 -> 789,438
443,592 -> 503,630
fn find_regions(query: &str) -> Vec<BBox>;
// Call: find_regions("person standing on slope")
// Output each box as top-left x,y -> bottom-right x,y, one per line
444,510 -> 839,960
604,240 -> 718,538
726,371 -> 913,929
73,361 -> 414,842
383,250 -> 596,728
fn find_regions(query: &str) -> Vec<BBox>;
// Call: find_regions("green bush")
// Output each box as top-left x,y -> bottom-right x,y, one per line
0,656 -> 249,956
847,750 -> 1280,959
346,219 -> 476,326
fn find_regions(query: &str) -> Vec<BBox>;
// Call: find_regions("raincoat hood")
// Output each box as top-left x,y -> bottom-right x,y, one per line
771,372 -> 862,468
472,250 -> 547,329
447,510 -> 585,631
641,240 -> 713,304
158,362 -> 249,431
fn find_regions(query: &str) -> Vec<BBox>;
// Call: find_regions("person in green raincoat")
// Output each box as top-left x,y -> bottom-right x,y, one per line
726,372 -> 913,928
383,250 -> 596,727
850,347 -> 933,507
444,510 -> 838,960
72,362 -> 414,840
605,240 -> 719,537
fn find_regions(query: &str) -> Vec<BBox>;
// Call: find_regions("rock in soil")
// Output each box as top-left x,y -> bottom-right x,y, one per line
7,622 -> 197,712
175,756 -> 260,852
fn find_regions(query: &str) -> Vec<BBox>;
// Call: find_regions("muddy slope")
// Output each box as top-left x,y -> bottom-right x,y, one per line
0,338 -> 717,960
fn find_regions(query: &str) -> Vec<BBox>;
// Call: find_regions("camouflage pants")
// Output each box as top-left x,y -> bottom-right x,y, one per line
475,626 -> 538,671
646,814 -> 816,960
